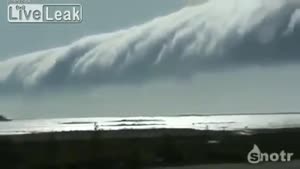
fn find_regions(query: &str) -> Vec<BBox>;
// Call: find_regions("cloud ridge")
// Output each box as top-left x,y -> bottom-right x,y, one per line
0,0 -> 300,92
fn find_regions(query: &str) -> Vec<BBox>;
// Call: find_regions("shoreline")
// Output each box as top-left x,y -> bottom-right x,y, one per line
1,127 -> 300,140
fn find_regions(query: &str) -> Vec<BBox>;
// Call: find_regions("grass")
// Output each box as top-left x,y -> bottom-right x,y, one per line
0,128 -> 300,169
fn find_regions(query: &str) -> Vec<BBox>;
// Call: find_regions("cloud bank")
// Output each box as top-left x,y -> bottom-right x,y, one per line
0,0 -> 300,92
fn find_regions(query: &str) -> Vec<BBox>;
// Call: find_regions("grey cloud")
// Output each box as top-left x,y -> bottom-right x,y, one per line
0,0 -> 300,93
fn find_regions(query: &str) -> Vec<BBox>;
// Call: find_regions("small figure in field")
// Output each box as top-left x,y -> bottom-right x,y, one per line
94,122 -> 99,131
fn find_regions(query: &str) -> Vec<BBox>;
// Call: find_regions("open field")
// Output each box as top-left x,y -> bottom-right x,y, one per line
0,127 -> 300,169
152,160 -> 300,169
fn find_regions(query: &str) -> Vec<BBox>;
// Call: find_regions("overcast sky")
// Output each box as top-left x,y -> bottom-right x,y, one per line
1,0 -> 300,119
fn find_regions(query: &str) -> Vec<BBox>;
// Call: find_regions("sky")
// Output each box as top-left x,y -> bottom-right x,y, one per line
0,0 -> 300,119
0,0 -> 184,58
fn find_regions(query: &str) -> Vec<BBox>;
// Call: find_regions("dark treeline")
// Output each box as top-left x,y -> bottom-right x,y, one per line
0,115 -> 10,121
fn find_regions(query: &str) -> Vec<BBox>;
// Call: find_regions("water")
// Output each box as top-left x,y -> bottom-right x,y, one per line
0,114 -> 300,135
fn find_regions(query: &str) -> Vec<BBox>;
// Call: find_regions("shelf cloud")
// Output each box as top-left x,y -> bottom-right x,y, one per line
0,0 -> 300,93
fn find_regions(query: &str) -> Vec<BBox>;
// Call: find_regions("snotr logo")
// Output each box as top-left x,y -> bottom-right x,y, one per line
247,144 -> 294,164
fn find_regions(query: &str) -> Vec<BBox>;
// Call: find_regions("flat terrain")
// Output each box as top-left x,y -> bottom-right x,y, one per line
1,127 -> 300,169
153,160 -> 300,169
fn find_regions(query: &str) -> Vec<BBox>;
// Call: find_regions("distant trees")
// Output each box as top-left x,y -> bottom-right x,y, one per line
0,115 -> 10,121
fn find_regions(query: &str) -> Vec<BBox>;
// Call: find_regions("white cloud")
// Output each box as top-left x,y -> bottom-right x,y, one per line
0,0 -> 300,92
285,9 -> 300,34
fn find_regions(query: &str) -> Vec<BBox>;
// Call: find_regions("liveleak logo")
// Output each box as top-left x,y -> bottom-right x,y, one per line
8,4 -> 82,23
